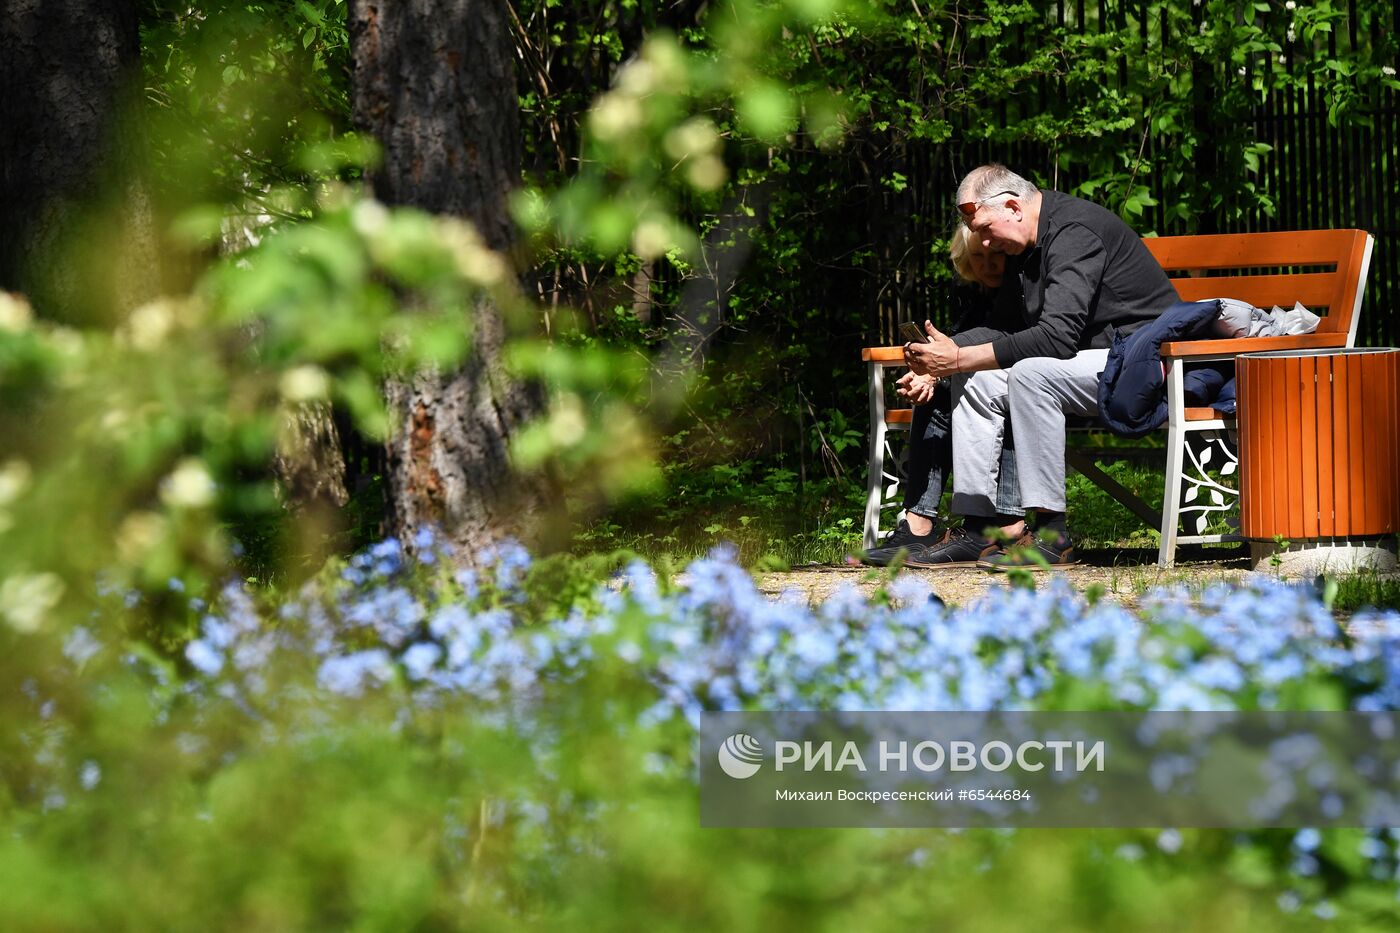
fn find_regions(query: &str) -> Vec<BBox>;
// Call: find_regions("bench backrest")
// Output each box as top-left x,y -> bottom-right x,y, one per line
1142,229 -> 1374,346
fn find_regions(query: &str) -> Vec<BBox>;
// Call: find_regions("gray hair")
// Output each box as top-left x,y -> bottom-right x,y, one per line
956,164 -> 1038,205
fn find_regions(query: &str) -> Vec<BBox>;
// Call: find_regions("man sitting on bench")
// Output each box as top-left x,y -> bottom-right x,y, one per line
862,225 -> 1027,566
901,164 -> 1179,569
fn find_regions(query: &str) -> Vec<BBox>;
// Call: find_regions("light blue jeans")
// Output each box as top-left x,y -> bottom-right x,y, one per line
904,381 -> 1021,518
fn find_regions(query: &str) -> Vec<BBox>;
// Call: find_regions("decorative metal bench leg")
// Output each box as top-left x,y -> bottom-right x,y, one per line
864,417 -> 887,550
1178,429 -> 1241,536
1158,428 -> 1186,568
863,360 -> 887,550
1158,359 -> 1242,568
1158,363 -> 1186,568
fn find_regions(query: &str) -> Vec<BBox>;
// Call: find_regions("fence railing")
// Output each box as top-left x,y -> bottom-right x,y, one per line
868,0 -> 1399,350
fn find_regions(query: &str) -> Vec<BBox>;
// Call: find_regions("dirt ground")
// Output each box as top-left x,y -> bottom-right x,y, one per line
751,546 -> 1258,609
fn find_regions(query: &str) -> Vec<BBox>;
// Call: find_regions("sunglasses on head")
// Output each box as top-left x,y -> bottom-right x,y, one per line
956,189 -> 1018,226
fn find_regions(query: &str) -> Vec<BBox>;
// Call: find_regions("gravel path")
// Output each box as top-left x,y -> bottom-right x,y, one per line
751,547 -> 1257,609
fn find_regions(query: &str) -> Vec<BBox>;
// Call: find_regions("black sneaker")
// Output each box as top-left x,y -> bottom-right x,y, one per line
903,526 -> 1001,569
978,531 -> 1078,571
861,519 -> 942,567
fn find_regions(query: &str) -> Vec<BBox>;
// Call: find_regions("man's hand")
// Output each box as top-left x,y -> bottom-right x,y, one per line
895,371 -> 938,405
903,320 -> 960,378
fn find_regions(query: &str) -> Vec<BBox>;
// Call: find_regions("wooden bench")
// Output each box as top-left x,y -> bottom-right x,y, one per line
861,228 -> 1375,567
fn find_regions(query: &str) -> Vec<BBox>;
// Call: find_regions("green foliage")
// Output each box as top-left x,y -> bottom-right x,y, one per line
575,463 -> 866,567
0,189 -> 509,628
507,0 -> 1400,554
6,549 -> 1400,927
0,654 -> 1323,930
140,0 -> 360,213
1064,459 -> 1166,549
129,2 -> 1400,560
1329,563 -> 1400,614
7,12 -> 1400,927
507,338 -> 664,504
10,0 -> 1391,592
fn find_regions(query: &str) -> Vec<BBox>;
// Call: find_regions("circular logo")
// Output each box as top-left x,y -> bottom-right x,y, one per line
717,733 -> 764,779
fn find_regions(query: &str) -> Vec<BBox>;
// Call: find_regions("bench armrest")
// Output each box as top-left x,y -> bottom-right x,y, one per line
871,332 -> 1347,363
1160,332 -> 1346,360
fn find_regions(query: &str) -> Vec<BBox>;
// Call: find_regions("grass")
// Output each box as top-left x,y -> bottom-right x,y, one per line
571,442 -> 1231,570
571,463 -> 868,568
1063,459 -> 1164,549
1328,567 -> 1400,614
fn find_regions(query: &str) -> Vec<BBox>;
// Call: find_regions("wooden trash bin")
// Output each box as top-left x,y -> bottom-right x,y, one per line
1237,348 -> 1400,571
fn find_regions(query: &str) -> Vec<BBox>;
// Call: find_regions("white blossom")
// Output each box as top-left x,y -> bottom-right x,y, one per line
350,199 -> 389,238
547,393 -> 588,447
0,460 -> 31,506
589,93 -> 643,141
117,511 -> 168,562
124,299 -> 181,350
0,292 -> 32,332
632,219 -> 677,261
0,572 -> 66,633
160,459 -> 217,509
279,365 -> 331,402
686,155 -> 728,192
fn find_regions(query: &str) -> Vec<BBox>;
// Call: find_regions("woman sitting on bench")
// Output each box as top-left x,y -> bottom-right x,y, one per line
862,226 -> 1025,566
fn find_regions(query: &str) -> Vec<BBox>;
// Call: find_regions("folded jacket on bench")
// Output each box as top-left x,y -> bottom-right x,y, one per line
1097,299 -> 1236,438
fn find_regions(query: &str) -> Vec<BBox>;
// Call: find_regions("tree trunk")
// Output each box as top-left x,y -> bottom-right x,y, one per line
275,402 -> 351,512
349,0 -> 552,560
0,0 -> 156,320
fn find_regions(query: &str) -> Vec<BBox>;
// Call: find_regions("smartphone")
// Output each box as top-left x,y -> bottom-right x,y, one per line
899,321 -> 928,343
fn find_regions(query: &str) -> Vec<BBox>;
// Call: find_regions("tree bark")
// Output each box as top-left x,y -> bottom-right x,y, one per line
349,0 -> 552,560
275,402 -> 351,512
0,0 -> 156,319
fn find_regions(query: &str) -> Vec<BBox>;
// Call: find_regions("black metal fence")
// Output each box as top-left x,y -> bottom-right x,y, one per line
867,0 -> 1400,350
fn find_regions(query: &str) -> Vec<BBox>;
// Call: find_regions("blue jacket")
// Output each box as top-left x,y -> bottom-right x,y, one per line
1096,300 -> 1236,438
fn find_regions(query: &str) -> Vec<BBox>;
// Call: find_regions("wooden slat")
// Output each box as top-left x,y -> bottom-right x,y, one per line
1160,332 -> 1346,358
1300,354 -> 1319,538
870,333 -> 1350,363
1330,354 -> 1350,533
1317,353 -> 1335,537
885,408 -> 913,425
1146,229 -> 1370,343
1348,350 -> 1366,529
1241,357 -> 1260,535
1239,358 -> 1254,534
1143,229 -> 1366,270
1388,355 -> 1400,534
1169,271 -> 1344,312
1361,353 -> 1381,531
1390,354 -> 1400,533
1183,407 -> 1224,421
1283,353 -> 1302,539
1272,355 -> 1291,536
